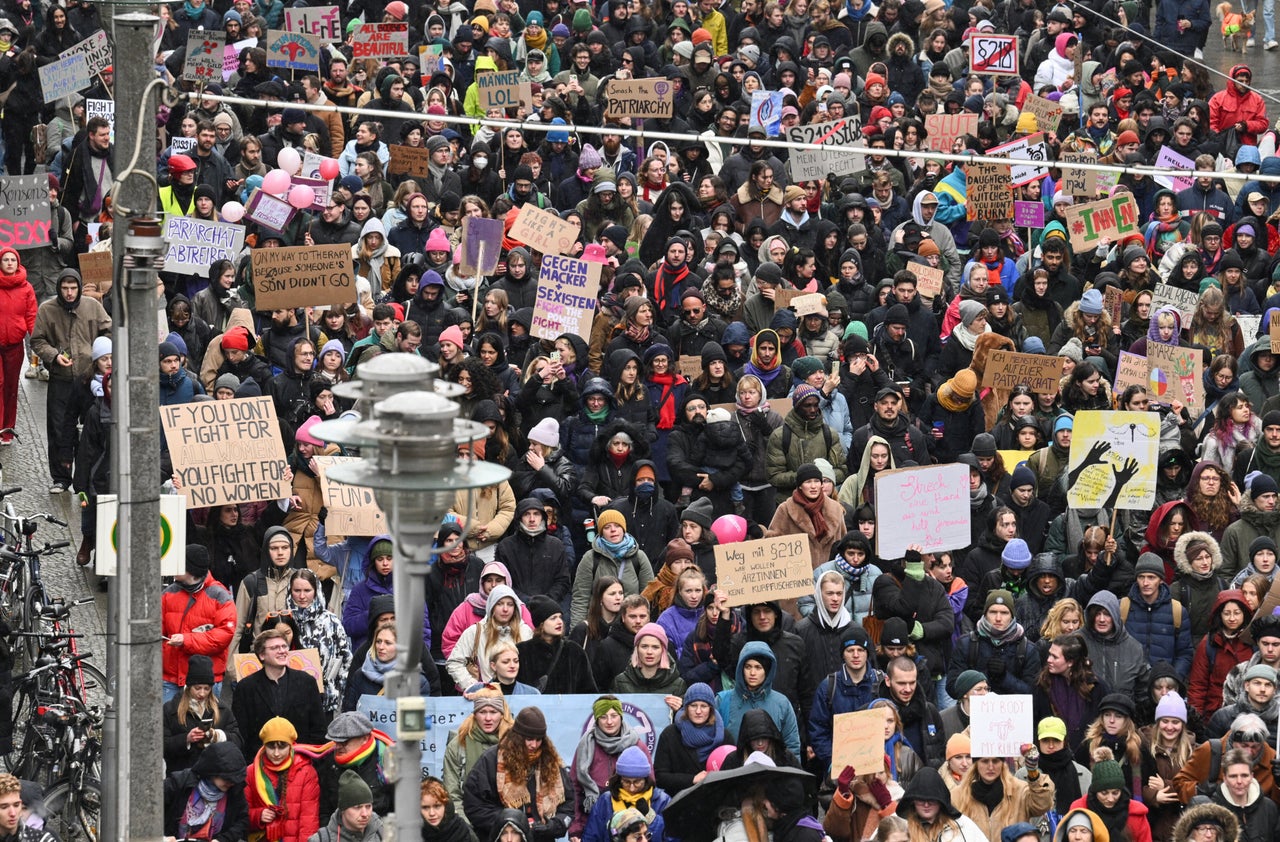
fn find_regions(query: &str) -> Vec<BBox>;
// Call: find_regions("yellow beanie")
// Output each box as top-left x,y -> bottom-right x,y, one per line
1016,112 -> 1038,134
598,509 -> 627,532
259,716 -> 297,745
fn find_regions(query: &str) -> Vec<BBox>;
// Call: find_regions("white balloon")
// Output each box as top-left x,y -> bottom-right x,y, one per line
277,146 -> 302,176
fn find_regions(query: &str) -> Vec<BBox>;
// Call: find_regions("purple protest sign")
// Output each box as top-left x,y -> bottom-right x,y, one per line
461,216 -> 503,276
291,176 -> 331,212
1014,200 -> 1044,228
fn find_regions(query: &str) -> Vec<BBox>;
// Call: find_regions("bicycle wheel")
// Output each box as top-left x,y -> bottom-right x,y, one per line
68,660 -> 109,720
43,776 -> 100,842
22,581 -> 49,669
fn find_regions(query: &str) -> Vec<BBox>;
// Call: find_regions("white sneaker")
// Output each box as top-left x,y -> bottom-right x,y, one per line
23,366 -> 36,379
48,482 -> 65,494
1194,47 -> 1205,58
1267,39 -> 1278,49
1248,36 -> 1257,46
36,367 -> 48,381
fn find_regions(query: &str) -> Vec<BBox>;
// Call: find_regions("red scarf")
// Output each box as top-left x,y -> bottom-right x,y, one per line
649,371 -> 686,429
791,487 -> 830,541
653,261 -> 690,314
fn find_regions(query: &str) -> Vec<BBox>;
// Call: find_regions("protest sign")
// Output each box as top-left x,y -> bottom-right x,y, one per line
1154,146 -> 1195,192
264,30 -> 323,71
970,694 -> 1033,758
969,33 -> 1018,75
989,133 -> 1050,187
60,31 -> 111,76
0,175 -> 53,251
1062,195 -> 1141,251
1059,150 -> 1094,198
478,69 -> 523,110
315,455 -> 387,540
291,176 -> 331,212
912,264 -> 946,299
832,711 -> 888,778
1066,410 -> 1159,510
1089,168 -> 1119,197
999,450 -> 1031,469
243,189 -> 296,231
387,144 -> 431,178
419,43 -> 444,83
603,78 -> 674,120
39,53 -> 90,103
787,118 -> 865,182
163,217 -> 245,276
224,37 -> 256,81
772,288 -> 805,310
1014,201 -> 1044,228
792,293 -> 827,317
252,244 -> 354,310
965,162 -> 1013,222
358,694 -> 673,780
1103,286 -> 1124,326
531,254 -> 602,341
509,203 -> 578,255
86,99 -> 113,142
1148,341 -> 1204,414
980,350 -> 1063,393
1113,351 -> 1149,395
677,356 -> 703,379
301,151 -> 325,178
874,464 -> 970,558
234,649 -> 324,691
924,113 -> 978,152
460,216 -> 503,277
1022,94 -> 1063,134
160,397 -> 291,508
714,535 -> 812,607
78,251 -> 113,290
170,137 -> 197,155
1273,320 -> 1280,354
183,30 -> 224,82
284,5 -> 341,41
750,90 -> 784,136
1238,314 -> 1261,344
352,22 -> 409,58
94,494 -> 186,577
1150,283 -> 1199,322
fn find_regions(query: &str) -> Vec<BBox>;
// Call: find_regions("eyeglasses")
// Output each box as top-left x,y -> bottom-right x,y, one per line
683,307 -> 704,315
265,610 -> 293,620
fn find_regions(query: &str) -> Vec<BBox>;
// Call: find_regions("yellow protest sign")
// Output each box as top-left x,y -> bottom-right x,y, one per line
1065,410 -> 1158,510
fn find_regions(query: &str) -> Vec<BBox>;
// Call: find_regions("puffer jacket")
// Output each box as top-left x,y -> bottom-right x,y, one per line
1122,576 -> 1194,678
716,641 -> 801,757
1082,590 -> 1150,698
570,537 -> 654,627
1188,589 -> 1254,717
808,663 -> 882,770
0,253 -> 37,347
244,751 -> 321,842
1171,530 -> 1230,644
161,572 -> 237,685
766,408 -> 848,502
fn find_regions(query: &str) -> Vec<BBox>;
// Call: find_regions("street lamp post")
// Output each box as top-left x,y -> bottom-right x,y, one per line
313,355 -> 509,842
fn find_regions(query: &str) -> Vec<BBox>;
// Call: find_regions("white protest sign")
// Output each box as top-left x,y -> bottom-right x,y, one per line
873,464 -> 970,558
787,118 -> 866,182
162,217 -> 245,276
989,133 -> 1050,187
86,98 -> 113,142
284,5 -> 341,41
39,53 -> 90,103
60,30 -> 111,76
970,694 -> 1033,758
183,29 -> 225,82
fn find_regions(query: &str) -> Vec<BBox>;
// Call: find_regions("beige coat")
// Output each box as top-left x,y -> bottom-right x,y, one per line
449,482 -> 516,551
283,442 -> 342,577
950,766 -> 1055,842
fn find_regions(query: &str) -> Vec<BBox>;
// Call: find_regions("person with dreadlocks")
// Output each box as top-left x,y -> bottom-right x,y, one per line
245,716 -> 321,842
313,711 -> 394,825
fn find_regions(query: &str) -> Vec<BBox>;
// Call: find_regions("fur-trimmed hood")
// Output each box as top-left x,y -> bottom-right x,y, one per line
1171,803 -> 1238,842
886,31 -> 915,56
1173,530 -> 1223,576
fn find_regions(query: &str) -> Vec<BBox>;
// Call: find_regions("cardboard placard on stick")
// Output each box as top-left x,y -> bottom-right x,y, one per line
988,133 -> 1049,187
980,350 -> 1064,393
603,78 -> 675,120
478,69 -> 523,111
0,174 -> 53,251
1065,410 -> 1159,510
831,710 -> 888,778
1062,195 -> 1142,251
1022,94 -> 1063,135
1059,150 -> 1094,198
183,30 -> 225,82
38,53 -> 90,103
965,162 -> 1013,222
713,534 -> 813,607
387,144 -> 431,178
160,397 -> 291,508
460,216 -> 503,277
677,356 -> 703,379
251,244 -> 354,310
874,464 -> 970,558
1148,341 -> 1204,414
315,455 -> 387,540
60,31 -> 112,76
912,264 -> 946,299
530,253 -> 602,341
1014,201 -> 1044,229
77,251 -> 113,290
510,203 -> 578,255
924,113 -> 978,152
1113,351 -> 1148,395
970,694 -> 1033,758
283,5 -> 341,40
969,33 -> 1018,75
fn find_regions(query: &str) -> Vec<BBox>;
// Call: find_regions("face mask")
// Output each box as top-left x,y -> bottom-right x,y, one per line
473,156 -> 489,170
634,481 -> 656,498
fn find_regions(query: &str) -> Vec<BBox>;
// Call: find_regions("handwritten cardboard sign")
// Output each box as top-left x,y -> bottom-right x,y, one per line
1013,201 -> 1044,228
969,33 -> 1018,76
989,133 -> 1049,187
160,397 -> 291,507
183,29 -> 225,82
1062,195 -> 1141,251
1103,286 -> 1124,326
478,69 -> 523,110
1066,410 -> 1159,510
252,243 -> 354,310
60,30 -> 111,76
1023,94 -> 1063,135
603,78 -> 674,120
460,216 -> 503,277
713,534 -> 812,607
677,356 -> 703,379
163,216 -> 245,276
39,53 -> 90,103
78,250 -> 112,291
970,694 -> 1033,758
531,253 -> 602,341
352,22 -> 408,58
874,464 -> 970,558
924,113 -> 978,152
1113,351 -> 1149,395
264,29 -> 323,71
1059,149 -> 1095,198
243,189 -> 296,231
233,648 -> 324,691
787,118 -> 865,182
1272,321 -> 1280,354
1148,341 -> 1204,414
832,710 -> 888,778
315,455 -> 386,539
912,263 -> 946,299
510,203 -> 578,255
981,350 -> 1063,393
792,293 -> 827,317
283,5 -> 341,41
0,175 -> 53,251
1150,283 -> 1198,323
965,162 -> 1013,222
387,144 -> 431,178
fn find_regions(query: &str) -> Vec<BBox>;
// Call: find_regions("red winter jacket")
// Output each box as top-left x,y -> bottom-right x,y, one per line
160,573 -> 237,685
245,752 -> 321,842
0,250 -> 37,347
1187,590 -> 1254,717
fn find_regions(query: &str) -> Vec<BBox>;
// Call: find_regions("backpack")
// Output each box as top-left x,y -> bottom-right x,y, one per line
1118,596 -> 1183,630
1196,738 -> 1226,797
236,571 -> 270,654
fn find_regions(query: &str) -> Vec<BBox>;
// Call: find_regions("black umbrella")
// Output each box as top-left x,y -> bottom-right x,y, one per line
663,760 -> 818,841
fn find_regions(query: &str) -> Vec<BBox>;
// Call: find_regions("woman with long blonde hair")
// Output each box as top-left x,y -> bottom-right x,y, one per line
447,585 -> 531,693
896,768 -> 985,842
1188,286 -> 1244,358
1140,691 -> 1195,842
443,687 -> 513,821
1077,695 -> 1145,795
1038,598 -> 1084,659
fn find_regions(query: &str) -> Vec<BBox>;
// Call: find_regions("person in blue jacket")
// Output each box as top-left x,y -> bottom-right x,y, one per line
581,746 -> 672,842
808,627 -> 882,777
1121,553 -> 1195,677
717,641 -> 801,758
339,534 -> 431,652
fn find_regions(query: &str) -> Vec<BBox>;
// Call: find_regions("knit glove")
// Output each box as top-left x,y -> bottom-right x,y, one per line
836,765 -> 857,797
986,657 -> 1007,681
903,549 -> 924,580
909,621 -> 925,641
867,777 -> 893,809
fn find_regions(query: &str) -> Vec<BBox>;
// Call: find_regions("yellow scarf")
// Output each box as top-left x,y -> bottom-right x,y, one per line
524,27 -> 547,51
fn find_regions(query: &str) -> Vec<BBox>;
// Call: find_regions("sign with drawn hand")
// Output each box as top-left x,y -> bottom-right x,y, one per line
1065,410 -> 1158,510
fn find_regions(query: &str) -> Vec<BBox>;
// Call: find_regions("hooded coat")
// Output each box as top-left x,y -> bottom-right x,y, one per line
1187,589 -> 1254,717
163,742 -> 250,842
716,641 -> 801,757
1082,591 -> 1150,699
1219,496 -> 1280,582
1171,530 -> 1230,644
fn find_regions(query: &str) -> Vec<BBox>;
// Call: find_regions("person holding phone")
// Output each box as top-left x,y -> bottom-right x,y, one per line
162,654 -> 243,773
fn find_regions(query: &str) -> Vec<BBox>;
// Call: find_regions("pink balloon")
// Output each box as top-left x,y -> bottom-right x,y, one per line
710,514 -> 747,545
220,201 -> 245,223
318,157 -> 340,180
262,169 -> 291,195
277,146 -> 302,176
706,745 -> 736,773
288,185 -> 316,209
